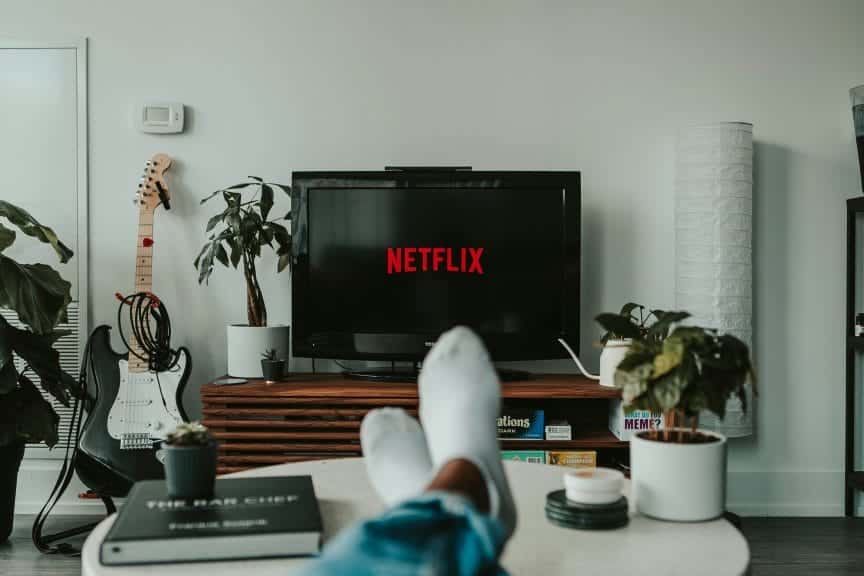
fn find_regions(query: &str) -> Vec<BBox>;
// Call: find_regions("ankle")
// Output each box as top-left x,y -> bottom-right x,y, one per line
426,458 -> 490,513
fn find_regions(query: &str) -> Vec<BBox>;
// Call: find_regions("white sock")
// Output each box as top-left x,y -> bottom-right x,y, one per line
360,408 -> 433,507
418,326 -> 517,537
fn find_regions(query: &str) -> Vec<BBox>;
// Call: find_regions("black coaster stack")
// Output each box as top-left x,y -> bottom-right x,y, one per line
545,490 -> 629,530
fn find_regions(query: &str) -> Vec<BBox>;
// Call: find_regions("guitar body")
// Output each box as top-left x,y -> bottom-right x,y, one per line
77,325 -> 191,497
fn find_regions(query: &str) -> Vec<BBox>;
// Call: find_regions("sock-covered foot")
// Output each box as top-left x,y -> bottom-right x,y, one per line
418,326 -> 517,537
360,408 -> 433,507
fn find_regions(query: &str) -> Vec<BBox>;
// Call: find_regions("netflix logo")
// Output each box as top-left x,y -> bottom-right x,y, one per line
387,247 -> 485,275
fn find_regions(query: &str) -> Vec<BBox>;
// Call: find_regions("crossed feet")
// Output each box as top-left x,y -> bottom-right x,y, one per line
359,326 -> 517,538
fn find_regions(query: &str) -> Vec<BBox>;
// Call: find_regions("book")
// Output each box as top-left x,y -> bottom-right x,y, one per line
546,450 -> 597,469
609,399 -> 664,441
101,476 -> 322,566
497,408 -> 545,439
544,420 -> 572,440
501,450 -> 546,464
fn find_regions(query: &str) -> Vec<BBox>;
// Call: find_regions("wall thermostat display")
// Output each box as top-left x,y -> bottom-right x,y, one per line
136,102 -> 184,134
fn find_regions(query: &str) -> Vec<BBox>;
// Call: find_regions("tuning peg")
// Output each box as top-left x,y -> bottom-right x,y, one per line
146,161 -> 151,166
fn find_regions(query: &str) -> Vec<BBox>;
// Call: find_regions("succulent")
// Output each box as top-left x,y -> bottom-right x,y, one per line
261,348 -> 278,361
165,421 -> 213,446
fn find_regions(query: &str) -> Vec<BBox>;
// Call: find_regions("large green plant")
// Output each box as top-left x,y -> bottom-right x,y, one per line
596,304 -> 754,441
0,201 -> 79,447
194,177 -> 291,327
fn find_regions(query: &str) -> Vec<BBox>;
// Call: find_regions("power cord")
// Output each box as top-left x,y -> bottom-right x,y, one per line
115,291 -> 181,373
557,338 -> 600,380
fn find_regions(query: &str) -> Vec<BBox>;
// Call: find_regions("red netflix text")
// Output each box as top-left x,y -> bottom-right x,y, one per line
387,247 -> 485,275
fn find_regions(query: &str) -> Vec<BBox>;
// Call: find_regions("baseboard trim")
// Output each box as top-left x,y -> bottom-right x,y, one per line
726,469 -> 854,517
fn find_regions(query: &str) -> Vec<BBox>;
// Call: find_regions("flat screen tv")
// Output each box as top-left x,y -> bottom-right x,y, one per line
291,169 -> 580,378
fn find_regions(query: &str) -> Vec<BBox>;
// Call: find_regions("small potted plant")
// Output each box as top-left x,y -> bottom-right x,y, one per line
0,201 -> 79,542
614,313 -> 754,521
163,422 -> 218,499
261,348 -> 286,383
194,177 -> 292,378
595,304 -> 688,388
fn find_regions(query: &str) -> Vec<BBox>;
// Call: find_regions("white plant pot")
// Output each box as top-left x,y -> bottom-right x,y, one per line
226,324 -> 290,378
630,429 -> 727,521
599,339 -> 631,388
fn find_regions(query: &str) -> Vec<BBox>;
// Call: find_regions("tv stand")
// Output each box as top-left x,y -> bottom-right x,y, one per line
201,373 -> 624,475
342,367 -> 534,382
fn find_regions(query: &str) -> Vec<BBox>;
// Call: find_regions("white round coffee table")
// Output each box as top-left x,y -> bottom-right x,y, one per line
82,458 -> 749,575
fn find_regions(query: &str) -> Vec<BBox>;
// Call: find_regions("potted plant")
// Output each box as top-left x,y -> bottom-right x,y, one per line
163,422 -> 218,499
612,312 -> 754,521
260,348 -> 286,383
195,177 -> 292,377
595,304 -> 688,388
0,201 -> 79,542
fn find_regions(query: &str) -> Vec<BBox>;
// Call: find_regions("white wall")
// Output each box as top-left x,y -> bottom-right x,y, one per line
3,0 -> 862,515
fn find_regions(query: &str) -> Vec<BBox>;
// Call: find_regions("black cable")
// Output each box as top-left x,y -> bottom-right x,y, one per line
32,330 -> 114,556
116,292 -> 180,373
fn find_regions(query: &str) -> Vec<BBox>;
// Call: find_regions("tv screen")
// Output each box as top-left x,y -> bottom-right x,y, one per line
291,171 -> 580,361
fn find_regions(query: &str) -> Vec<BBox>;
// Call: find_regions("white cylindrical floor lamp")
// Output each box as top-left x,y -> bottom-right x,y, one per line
675,122 -> 754,437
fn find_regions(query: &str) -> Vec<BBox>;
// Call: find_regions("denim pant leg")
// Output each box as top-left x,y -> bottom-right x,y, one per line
299,492 -> 509,576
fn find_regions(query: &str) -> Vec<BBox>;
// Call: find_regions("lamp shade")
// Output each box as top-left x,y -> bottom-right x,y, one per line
675,122 -> 753,437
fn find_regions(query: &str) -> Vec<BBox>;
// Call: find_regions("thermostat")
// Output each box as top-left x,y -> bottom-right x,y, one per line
136,102 -> 184,134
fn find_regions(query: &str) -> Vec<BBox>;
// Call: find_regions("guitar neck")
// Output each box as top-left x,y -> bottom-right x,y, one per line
129,208 -> 154,373
134,209 -> 154,293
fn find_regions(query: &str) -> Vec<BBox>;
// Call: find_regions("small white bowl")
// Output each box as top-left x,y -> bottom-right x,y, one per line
563,467 -> 624,505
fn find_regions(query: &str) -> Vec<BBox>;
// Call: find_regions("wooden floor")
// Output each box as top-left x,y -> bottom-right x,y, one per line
2,515 -> 863,575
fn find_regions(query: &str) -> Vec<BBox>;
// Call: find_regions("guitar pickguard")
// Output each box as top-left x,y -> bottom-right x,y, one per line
106,354 -> 188,446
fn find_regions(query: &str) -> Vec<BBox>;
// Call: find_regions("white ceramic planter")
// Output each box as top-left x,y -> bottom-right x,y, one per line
226,324 -> 290,378
599,339 -> 631,388
630,429 -> 727,521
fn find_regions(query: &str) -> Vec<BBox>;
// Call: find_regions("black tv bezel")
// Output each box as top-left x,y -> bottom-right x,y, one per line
291,170 -> 580,362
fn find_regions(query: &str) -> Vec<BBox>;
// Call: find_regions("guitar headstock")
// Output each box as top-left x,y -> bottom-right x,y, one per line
136,153 -> 173,211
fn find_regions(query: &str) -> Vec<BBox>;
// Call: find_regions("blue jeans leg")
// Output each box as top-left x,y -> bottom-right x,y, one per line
300,492 -> 508,576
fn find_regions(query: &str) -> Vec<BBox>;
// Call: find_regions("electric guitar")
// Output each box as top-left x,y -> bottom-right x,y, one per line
76,154 -> 191,497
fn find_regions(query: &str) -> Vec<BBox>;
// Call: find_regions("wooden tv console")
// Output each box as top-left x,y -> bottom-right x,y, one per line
201,374 -> 625,475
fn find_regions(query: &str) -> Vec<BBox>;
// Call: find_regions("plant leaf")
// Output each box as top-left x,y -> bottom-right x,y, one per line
0,256 -> 72,334
13,374 -> 59,447
0,222 -> 15,252
200,190 -> 222,204
247,176 -> 263,182
0,201 -> 73,263
225,182 -> 259,190
277,252 -> 291,273
0,361 -> 15,395
214,242 -> 229,267
227,236 -> 242,268
205,212 -> 224,233
260,184 -> 274,221
594,313 -> 641,339
271,183 -> 291,195
6,321 -> 77,406
647,311 -> 691,340
619,302 -> 641,318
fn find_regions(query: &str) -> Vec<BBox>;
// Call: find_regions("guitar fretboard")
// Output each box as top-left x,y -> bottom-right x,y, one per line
129,208 -> 154,373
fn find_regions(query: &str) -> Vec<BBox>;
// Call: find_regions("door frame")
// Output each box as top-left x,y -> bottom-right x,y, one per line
1,38 -> 89,462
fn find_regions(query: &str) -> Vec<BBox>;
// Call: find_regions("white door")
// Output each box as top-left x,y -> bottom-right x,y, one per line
0,42 -> 88,459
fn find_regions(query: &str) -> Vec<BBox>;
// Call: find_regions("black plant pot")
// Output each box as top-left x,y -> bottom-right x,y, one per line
261,359 -> 286,382
0,439 -> 25,543
163,441 -> 218,500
